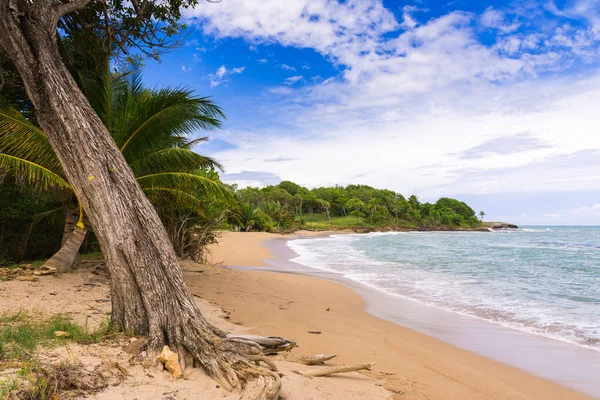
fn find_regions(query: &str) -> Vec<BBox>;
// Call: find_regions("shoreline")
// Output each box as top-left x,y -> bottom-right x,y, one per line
202,231 -> 596,399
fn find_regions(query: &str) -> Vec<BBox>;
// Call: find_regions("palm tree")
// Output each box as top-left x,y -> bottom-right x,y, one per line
0,70 -> 228,271
479,211 -> 486,221
260,201 -> 292,229
238,204 -> 258,232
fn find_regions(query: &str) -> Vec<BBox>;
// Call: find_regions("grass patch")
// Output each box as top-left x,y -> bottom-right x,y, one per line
0,311 -> 120,399
79,251 -> 104,261
0,260 -> 45,270
0,311 -> 118,363
0,378 -> 17,398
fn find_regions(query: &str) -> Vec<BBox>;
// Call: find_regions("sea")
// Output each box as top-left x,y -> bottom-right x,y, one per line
286,226 -> 600,352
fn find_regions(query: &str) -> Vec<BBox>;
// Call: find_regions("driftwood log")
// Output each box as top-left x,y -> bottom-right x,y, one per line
280,353 -> 337,365
225,334 -> 297,353
294,362 -> 376,377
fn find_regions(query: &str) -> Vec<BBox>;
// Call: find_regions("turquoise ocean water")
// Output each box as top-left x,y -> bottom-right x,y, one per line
287,227 -> 600,351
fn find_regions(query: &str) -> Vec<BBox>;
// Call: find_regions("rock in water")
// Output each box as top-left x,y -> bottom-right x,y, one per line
158,345 -> 183,379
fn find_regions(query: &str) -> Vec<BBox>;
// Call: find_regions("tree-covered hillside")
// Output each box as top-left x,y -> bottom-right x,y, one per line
228,181 -> 483,232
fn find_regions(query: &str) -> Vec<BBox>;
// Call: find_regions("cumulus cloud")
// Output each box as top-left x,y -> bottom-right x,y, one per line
208,65 -> 246,87
281,64 -> 296,71
480,7 -> 520,33
184,0 -> 600,220
284,75 -> 303,85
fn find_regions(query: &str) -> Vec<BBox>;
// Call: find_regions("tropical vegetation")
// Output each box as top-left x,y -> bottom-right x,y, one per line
228,181 -> 483,232
0,63 -> 231,267
0,1 -> 487,397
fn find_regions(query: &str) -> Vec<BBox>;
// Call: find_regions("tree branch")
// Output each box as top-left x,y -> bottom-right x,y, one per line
55,0 -> 93,17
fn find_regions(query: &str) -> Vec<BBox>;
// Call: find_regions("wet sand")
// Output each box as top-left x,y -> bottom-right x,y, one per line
200,231 -> 595,399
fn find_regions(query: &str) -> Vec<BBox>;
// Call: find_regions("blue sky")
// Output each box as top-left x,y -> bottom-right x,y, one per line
142,0 -> 600,225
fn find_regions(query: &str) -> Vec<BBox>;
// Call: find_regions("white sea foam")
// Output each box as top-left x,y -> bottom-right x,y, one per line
286,228 -> 600,352
363,231 -> 409,238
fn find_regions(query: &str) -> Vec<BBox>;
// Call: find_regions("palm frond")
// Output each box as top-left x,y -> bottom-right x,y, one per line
32,206 -> 67,226
0,99 -> 63,174
143,187 -> 208,217
0,154 -> 72,192
129,147 -> 223,176
116,89 -> 225,161
182,136 -> 209,149
136,172 -> 233,203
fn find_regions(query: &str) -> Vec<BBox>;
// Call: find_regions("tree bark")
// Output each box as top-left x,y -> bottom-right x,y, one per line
42,204 -> 85,272
0,3 -> 280,398
43,225 -> 88,273
61,204 -> 80,246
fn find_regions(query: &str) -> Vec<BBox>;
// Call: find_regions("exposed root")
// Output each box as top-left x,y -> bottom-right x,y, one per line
235,365 -> 281,400
294,362 -> 376,377
280,353 -> 337,365
225,334 -> 297,353
247,355 -> 278,371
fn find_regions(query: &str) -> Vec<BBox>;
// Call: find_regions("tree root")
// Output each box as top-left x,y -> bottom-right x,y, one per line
225,334 -> 297,353
280,353 -> 337,365
294,362 -> 376,377
157,328 -> 292,400
247,355 -> 278,371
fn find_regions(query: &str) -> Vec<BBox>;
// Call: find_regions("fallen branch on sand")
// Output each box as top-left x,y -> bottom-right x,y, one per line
294,362 -> 376,377
280,353 -> 337,365
225,334 -> 297,353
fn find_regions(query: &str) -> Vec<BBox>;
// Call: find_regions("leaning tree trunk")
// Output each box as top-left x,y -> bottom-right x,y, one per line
0,3 -> 280,398
44,226 -> 88,273
43,204 -> 86,272
60,204 -> 80,246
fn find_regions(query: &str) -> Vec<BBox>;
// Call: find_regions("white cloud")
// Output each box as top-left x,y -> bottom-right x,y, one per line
480,7 -> 520,34
185,1 -> 600,222
258,58 -> 268,64
284,75 -> 303,85
208,65 -> 246,87
400,5 -> 419,30
181,65 -> 191,72
281,64 -> 296,71
569,204 -> 600,216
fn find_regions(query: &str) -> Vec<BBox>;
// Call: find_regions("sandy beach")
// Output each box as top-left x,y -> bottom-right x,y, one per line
199,230 -> 593,400
0,231 -> 593,399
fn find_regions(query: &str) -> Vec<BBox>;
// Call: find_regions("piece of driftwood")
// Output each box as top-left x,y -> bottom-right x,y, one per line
281,353 -> 337,365
294,362 -> 376,377
225,334 -> 297,353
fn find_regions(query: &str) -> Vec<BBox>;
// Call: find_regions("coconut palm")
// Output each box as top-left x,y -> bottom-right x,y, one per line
0,70 -> 228,271
260,201 -> 292,229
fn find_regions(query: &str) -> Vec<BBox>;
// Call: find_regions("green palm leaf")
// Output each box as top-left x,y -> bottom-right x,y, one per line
129,147 -> 223,177
143,187 -> 208,217
116,89 -> 225,162
0,99 -> 63,174
136,172 -> 232,201
0,154 -> 71,191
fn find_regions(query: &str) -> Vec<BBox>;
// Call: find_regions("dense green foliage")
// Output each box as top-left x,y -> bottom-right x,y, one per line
0,64 -> 231,263
0,177 -> 63,264
229,181 -> 482,232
